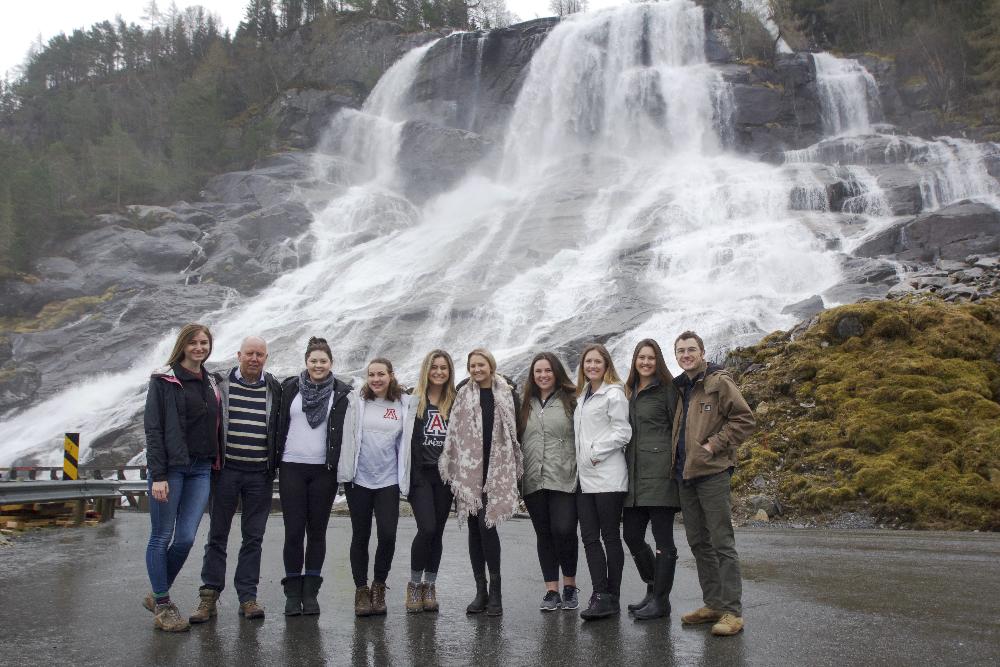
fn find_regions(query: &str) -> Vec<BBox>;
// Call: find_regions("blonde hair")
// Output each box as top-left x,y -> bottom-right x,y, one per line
415,350 -> 457,419
166,323 -> 213,368
467,348 -> 497,378
575,343 -> 622,396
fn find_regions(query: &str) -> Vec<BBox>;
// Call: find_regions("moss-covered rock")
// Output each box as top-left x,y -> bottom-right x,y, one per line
731,296 -> 1000,530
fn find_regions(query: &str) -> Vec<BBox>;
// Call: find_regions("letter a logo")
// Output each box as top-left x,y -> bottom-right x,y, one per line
384,408 -> 398,420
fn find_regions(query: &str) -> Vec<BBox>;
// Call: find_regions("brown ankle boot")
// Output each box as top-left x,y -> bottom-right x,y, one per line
370,582 -> 388,616
405,582 -> 424,613
422,582 -> 439,612
354,586 -> 372,617
239,599 -> 265,620
189,588 -> 219,624
154,603 -> 191,632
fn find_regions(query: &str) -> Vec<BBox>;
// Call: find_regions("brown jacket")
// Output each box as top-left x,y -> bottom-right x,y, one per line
671,361 -> 755,481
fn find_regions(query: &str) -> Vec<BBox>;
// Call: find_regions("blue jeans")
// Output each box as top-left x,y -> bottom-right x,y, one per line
146,458 -> 213,596
200,467 -> 272,602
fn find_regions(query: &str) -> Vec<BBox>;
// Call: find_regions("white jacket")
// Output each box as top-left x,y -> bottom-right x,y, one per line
574,382 -> 632,493
337,390 -> 416,496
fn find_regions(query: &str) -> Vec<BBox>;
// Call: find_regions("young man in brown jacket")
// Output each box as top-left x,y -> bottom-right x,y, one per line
671,331 -> 755,636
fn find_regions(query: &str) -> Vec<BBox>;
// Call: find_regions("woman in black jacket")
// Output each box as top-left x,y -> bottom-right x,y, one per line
142,323 -> 222,632
275,337 -> 353,616
622,338 -> 680,620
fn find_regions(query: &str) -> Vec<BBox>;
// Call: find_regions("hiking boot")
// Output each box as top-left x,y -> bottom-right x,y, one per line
355,586 -> 373,617
154,603 -> 191,632
681,606 -> 724,625
142,593 -> 155,614
301,575 -> 323,615
486,573 -> 503,617
422,583 -> 439,612
239,599 -> 265,620
634,553 -> 676,621
282,576 -> 303,616
405,582 -> 424,613
466,574 -> 488,614
370,581 -> 388,616
189,587 -> 219,624
579,592 -> 618,621
628,548 -> 656,612
561,585 -> 580,611
540,590 -> 561,611
711,613 -> 744,636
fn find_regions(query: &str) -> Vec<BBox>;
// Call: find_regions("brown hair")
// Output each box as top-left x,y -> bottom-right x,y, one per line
361,357 -> 403,402
575,343 -> 622,396
624,338 -> 673,398
304,336 -> 333,364
415,350 -> 457,419
519,352 -> 576,437
673,330 -> 705,353
166,323 -> 213,367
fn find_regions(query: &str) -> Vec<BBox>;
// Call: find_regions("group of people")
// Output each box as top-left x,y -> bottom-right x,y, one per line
141,324 -> 755,639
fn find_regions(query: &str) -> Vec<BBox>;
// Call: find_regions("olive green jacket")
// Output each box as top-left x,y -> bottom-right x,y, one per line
520,391 -> 577,496
625,380 -> 680,508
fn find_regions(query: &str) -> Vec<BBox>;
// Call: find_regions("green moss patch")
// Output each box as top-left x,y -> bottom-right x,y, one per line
731,296 -> 1000,530
0,288 -> 116,334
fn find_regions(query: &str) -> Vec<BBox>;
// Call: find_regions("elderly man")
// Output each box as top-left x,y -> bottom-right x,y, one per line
189,336 -> 283,622
672,331 -> 755,637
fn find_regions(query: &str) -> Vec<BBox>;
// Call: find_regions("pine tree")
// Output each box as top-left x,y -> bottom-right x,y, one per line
971,0 -> 1000,107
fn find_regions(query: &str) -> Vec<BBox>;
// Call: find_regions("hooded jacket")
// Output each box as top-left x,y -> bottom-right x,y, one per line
275,375 -> 353,475
520,389 -> 577,496
574,382 -> 632,494
337,390 -> 417,496
217,369 -> 283,478
625,379 -> 680,507
671,361 -> 755,481
144,365 -> 223,483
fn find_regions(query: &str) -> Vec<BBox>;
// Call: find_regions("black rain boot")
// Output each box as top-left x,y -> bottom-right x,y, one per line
282,576 -> 303,617
634,552 -> 676,621
301,575 -> 323,615
466,573 -> 489,614
628,547 -> 656,613
580,592 -> 619,621
486,572 -> 503,617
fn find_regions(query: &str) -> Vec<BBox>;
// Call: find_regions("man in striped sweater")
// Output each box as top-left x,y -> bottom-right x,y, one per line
189,336 -> 283,622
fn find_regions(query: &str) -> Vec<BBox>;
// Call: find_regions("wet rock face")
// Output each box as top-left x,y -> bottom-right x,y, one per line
855,201 -> 1000,262
396,121 -> 495,203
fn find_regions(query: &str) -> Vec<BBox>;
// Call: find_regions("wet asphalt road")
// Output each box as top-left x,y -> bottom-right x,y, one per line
1,514 -> 998,667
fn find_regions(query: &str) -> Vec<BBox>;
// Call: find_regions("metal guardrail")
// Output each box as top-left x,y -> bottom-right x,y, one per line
0,480 -> 126,504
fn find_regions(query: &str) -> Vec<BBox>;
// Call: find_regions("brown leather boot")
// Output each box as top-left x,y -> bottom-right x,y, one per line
405,582 -> 424,613
422,583 -> 439,612
370,581 -> 388,616
239,599 -> 265,620
154,603 -> 191,632
354,585 -> 372,617
188,588 -> 219,624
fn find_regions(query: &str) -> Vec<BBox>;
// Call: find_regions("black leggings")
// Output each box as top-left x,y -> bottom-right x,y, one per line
409,466 -> 453,575
279,462 -> 338,576
577,491 -> 625,596
524,489 -> 578,583
468,495 -> 501,577
345,483 -> 400,587
622,506 -> 678,559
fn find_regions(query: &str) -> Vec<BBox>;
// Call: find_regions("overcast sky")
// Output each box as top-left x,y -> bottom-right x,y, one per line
1,0 -> 625,79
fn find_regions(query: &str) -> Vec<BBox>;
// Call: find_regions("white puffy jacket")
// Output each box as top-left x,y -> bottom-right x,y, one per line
574,382 -> 632,493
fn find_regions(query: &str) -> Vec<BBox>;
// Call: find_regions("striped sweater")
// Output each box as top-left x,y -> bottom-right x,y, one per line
225,369 -> 269,471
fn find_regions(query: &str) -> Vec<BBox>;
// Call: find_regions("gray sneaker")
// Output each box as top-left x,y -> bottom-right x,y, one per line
561,586 -> 580,610
540,590 -> 562,611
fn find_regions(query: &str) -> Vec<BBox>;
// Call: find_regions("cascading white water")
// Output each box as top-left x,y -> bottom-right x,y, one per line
812,52 -> 882,136
742,0 -> 792,54
4,0 -> 994,467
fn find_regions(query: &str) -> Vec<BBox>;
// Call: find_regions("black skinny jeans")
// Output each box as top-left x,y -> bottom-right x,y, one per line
279,462 -> 338,576
345,483 -> 400,587
468,494 -> 501,578
577,491 -> 625,596
524,489 -> 578,583
622,506 -> 678,561
409,465 -> 453,575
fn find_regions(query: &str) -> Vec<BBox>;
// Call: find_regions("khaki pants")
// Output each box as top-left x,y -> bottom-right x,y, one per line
679,471 -> 742,615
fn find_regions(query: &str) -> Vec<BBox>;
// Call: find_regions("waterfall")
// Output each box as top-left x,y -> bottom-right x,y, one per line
812,52 -> 882,137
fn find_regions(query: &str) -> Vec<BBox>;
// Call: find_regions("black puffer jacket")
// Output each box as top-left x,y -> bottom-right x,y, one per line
275,375 -> 353,472
144,365 -> 223,482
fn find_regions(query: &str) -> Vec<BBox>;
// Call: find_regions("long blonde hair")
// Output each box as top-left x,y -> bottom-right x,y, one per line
415,350 -> 457,419
575,343 -> 622,396
165,323 -> 213,367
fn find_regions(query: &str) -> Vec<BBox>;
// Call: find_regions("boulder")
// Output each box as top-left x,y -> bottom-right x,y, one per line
781,295 -> 825,320
868,164 -> 924,215
854,200 -> 1000,261
835,315 -> 865,339
731,84 -> 783,126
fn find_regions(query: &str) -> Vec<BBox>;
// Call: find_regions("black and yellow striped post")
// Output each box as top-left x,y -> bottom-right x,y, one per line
63,433 -> 80,481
